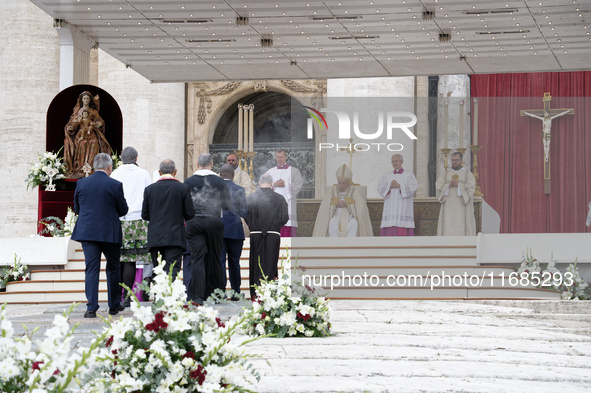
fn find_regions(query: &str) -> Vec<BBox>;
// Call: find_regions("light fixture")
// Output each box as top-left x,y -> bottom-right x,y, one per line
236,16 -> 249,26
261,37 -> 273,47
438,32 -> 452,42
422,10 -> 435,20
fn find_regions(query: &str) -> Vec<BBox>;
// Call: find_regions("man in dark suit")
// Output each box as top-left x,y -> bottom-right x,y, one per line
71,153 -> 129,318
219,164 -> 248,298
185,153 -> 233,304
142,159 -> 195,281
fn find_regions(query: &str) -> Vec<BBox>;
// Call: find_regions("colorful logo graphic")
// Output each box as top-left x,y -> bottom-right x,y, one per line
304,106 -> 328,139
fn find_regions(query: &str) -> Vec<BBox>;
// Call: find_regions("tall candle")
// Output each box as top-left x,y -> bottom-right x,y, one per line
238,104 -> 243,151
243,107 -> 249,152
249,105 -> 254,152
473,98 -> 478,145
459,100 -> 464,148
444,99 -> 449,149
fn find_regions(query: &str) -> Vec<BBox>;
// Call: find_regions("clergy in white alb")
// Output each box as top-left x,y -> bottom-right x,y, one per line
264,149 -> 303,237
226,153 -> 255,196
377,154 -> 418,236
312,164 -> 373,237
436,152 -> 477,236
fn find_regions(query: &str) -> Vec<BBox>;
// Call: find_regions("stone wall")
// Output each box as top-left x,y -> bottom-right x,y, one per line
97,51 -> 185,179
0,0 -> 60,237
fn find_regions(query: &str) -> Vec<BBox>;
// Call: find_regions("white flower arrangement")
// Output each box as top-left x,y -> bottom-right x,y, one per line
243,255 -> 332,338
89,260 -> 261,392
25,150 -> 67,190
518,249 -> 591,300
111,149 -> 121,170
0,303 -> 107,392
1,255 -> 30,290
39,207 -> 77,237
517,248 -> 542,275
560,262 -> 590,300
0,259 -> 261,392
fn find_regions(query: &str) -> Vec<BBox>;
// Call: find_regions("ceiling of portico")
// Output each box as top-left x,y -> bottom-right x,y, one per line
29,0 -> 591,83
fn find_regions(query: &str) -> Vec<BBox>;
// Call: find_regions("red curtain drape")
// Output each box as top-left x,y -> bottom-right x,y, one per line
470,72 -> 591,233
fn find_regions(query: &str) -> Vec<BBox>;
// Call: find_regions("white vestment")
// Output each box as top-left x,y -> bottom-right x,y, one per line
312,186 -> 373,237
377,170 -> 418,229
264,165 -> 303,227
436,167 -> 476,236
234,166 -> 255,196
586,201 -> 591,227
110,164 -> 152,220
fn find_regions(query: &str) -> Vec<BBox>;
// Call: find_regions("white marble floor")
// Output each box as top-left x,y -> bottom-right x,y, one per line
246,300 -> 591,392
3,300 -> 591,392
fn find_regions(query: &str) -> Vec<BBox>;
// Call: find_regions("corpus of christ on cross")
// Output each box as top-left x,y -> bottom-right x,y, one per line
520,92 -> 574,194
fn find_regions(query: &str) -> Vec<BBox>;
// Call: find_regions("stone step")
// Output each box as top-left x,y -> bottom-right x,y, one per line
0,290 -> 109,303
299,271 -> 552,290
65,257 -> 253,270
292,246 -> 476,258
296,257 -> 478,266
2,236 -> 558,303
325,286 -> 561,299
30,266 -> 251,281
4,280 -> 108,292
0,288 -> 254,303
298,265 -> 515,276
291,236 -> 477,248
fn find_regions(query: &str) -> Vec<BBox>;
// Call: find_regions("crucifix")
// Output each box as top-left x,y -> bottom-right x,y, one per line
338,138 -> 357,172
520,92 -> 574,194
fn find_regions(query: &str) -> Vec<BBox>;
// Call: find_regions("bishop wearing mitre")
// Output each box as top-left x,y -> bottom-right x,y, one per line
313,164 -> 373,237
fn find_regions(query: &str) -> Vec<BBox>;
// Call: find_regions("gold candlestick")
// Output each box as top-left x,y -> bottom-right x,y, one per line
234,149 -> 246,171
441,148 -> 452,171
456,147 -> 466,155
243,151 -> 257,180
469,145 -> 482,197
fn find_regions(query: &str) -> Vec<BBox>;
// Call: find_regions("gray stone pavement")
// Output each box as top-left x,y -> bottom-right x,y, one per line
2,300 -> 591,392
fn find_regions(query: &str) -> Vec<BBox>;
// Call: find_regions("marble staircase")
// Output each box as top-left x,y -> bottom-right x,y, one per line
0,237 -> 561,303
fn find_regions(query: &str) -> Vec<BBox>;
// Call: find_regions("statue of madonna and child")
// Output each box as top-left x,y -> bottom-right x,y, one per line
64,91 -> 112,177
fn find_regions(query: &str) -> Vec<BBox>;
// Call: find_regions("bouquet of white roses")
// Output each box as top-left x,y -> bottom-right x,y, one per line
243,258 -> 332,338
90,261 -> 261,392
25,150 -> 67,190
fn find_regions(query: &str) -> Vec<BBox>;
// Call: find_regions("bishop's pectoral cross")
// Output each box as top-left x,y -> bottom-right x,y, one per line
520,92 -> 574,194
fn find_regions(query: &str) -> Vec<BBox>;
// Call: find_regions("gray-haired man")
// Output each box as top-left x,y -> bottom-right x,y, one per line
72,153 -> 128,318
